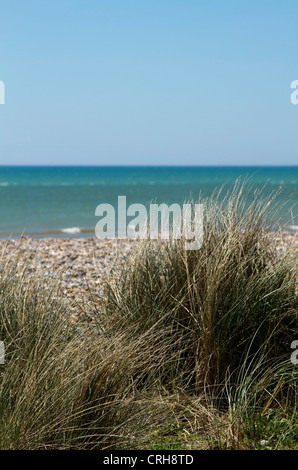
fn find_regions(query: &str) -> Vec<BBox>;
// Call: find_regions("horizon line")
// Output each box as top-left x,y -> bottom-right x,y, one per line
0,164 -> 297,168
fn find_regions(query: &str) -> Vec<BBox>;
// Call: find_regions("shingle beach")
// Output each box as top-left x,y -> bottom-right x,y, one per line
0,232 -> 297,322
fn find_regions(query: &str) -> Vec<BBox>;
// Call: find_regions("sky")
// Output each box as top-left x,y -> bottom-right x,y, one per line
0,0 -> 298,166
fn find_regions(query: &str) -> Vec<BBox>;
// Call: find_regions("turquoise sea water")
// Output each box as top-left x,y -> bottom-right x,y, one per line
0,166 -> 297,238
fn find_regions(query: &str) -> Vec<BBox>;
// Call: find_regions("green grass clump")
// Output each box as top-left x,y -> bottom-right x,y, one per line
101,182 -> 297,448
104,183 -> 297,394
0,264 -> 164,449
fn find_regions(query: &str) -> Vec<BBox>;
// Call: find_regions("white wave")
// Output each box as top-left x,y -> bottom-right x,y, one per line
286,225 -> 298,232
0,182 -> 9,186
61,227 -> 81,234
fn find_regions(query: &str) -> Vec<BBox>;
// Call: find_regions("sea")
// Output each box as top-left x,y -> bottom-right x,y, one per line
0,166 -> 297,239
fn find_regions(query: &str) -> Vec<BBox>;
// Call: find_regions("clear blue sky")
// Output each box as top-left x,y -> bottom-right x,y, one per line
0,0 -> 297,166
